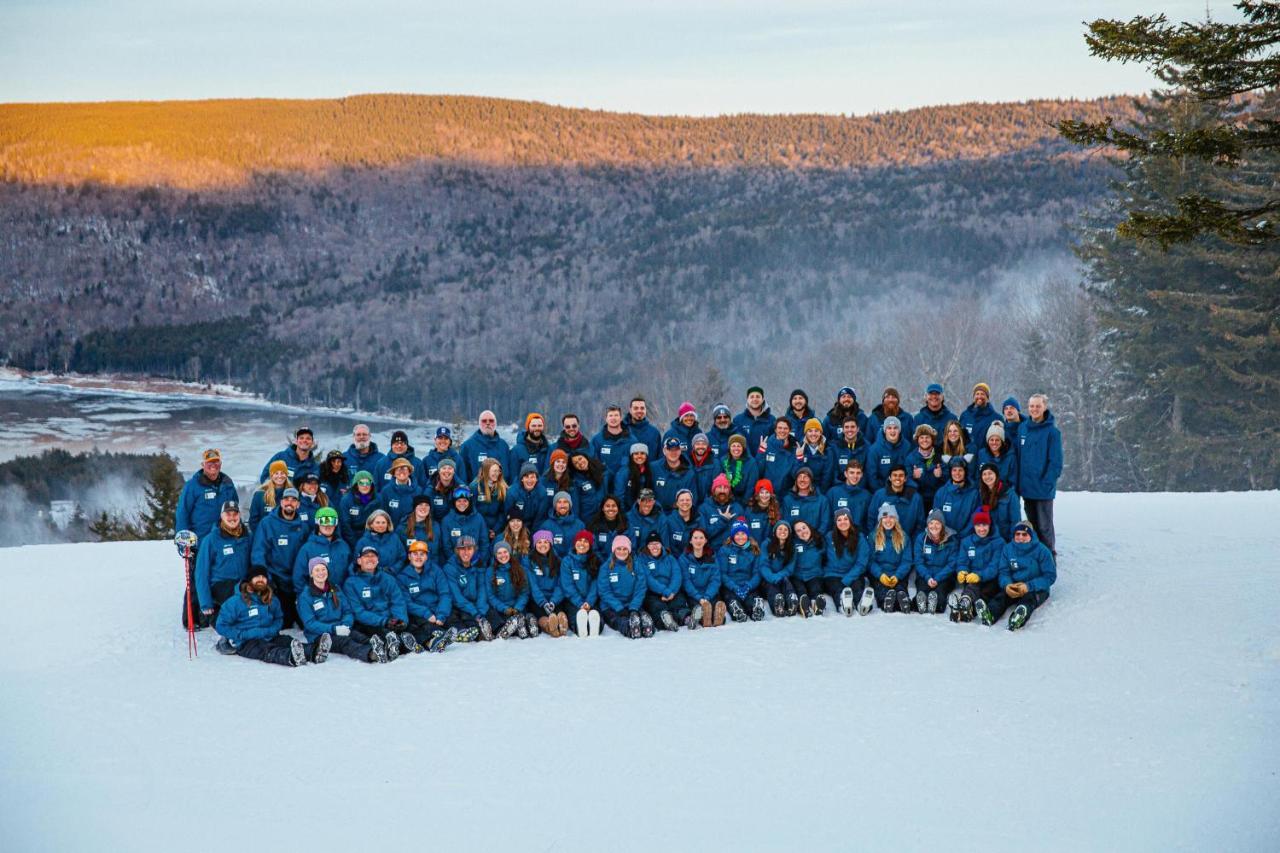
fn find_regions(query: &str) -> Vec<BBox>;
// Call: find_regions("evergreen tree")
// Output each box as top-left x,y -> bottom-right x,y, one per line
89,511 -> 143,542
137,455 -> 182,539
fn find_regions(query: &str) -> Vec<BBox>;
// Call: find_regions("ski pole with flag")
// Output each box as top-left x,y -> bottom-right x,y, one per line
175,529 -> 199,659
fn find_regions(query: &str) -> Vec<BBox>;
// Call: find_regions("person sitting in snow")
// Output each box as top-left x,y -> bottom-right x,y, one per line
974,520 -> 1056,631
215,566 -> 319,667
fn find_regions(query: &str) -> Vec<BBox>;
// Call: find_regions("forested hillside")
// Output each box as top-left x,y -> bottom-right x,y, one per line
0,95 -> 1129,485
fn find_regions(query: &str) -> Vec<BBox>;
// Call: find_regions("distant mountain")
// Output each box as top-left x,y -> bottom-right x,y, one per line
0,95 -> 1131,435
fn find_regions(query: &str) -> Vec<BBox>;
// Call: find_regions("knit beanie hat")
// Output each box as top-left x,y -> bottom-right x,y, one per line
803,417 -> 823,434
712,474 -> 731,492
629,443 -> 648,456
611,535 -> 632,552
677,402 -> 697,420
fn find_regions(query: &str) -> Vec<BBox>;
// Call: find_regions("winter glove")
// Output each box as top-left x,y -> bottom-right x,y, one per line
387,618 -> 405,629
968,572 -> 981,585
879,573 -> 891,587
335,625 -> 350,637
543,602 -> 556,615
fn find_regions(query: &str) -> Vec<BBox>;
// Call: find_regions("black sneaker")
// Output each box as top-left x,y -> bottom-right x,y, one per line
216,637 -> 236,655
797,594 -> 810,619
628,612 -> 642,638
660,611 -> 679,631
639,611 -> 655,638
384,631 -> 401,660
369,633 -> 388,663
728,600 -> 748,623
477,617 -> 494,641
771,593 -> 785,616
289,638 -> 307,667
750,598 -> 766,621
1008,604 -> 1030,631
312,632 -> 332,664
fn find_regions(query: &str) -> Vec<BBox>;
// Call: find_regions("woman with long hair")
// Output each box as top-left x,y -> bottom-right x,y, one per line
500,516 -> 531,557
528,529 -> 569,637
719,434 -> 760,502
426,458 -> 462,522
639,530 -> 691,631
598,536 -> 652,638
682,528 -> 725,628
783,466 -> 831,536
569,450 -> 606,522
561,529 -> 602,637
470,457 -> 509,540
318,449 -> 351,504
790,520 -> 827,617
743,479 -> 781,546
978,462 -> 1022,541
355,509 -> 407,574
587,494 -> 629,561
761,519 -> 799,617
869,503 -> 913,613
716,521 -> 766,622
940,419 -> 975,476
249,460 -> 293,530
401,496 -> 434,554
613,443 -> 656,508
824,507 -> 873,616
486,541 -> 534,639
795,418 -> 835,492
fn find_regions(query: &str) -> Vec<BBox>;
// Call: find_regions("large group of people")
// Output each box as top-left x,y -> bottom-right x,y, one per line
176,384 -> 1063,667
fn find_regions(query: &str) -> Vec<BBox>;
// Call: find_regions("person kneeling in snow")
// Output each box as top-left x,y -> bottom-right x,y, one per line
298,558 -> 386,663
215,567 -> 317,667
975,520 -> 1056,631
342,545 -> 418,657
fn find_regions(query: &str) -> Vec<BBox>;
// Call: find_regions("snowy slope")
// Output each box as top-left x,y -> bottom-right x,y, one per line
2,492 -> 1278,852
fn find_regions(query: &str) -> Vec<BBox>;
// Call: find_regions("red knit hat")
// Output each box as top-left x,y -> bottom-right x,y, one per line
972,507 -> 992,528
754,478 -> 774,495
573,529 -> 594,547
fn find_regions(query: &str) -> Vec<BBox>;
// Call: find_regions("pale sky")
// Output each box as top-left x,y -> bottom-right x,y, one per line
0,0 -> 1240,115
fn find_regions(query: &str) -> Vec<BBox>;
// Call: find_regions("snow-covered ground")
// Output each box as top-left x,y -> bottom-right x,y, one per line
2,491 -> 1278,852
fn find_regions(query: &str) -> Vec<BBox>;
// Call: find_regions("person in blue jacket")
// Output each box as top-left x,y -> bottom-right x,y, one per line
506,462 -> 550,527
698,475 -> 744,548
439,487 -> 491,566
978,462 -> 1022,541
249,487 -> 309,628
176,447 -> 239,542
627,489 -> 665,550
400,496 -> 435,555
1016,394 -> 1063,556
758,419 -> 799,494
377,457 -> 420,527
291,506 -> 351,594
783,466 -> 831,536
976,520 -> 1056,631
717,521 -> 766,622
342,545 -> 417,655
865,416 -> 911,492
718,434 -> 759,503
780,389 -> 816,437
259,426 -> 321,484
741,479 -> 781,546
469,457 -> 509,541
195,500 -> 251,623
976,421 -> 1018,488
949,508 -> 1005,622
338,470 -> 379,545
214,567 -> 310,667
342,424 -> 385,479
661,489 -> 699,553
355,509 -> 408,574
541,450 -> 575,515
868,503 -> 914,613
562,530 -> 603,636
486,541 -> 534,639
249,461 -> 292,531
823,507 -> 873,615
682,528 -> 725,628
934,457 -> 981,537
423,426 -> 465,481
590,405 -> 634,477
827,459 -> 872,534
913,508 -> 961,614
443,537 -> 494,640
732,386 -> 777,458
1001,398 -> 1024,450
914,383 -> 957,439
796,418 -> 836,492
623,396 -> 662,459
374,430 -> 426,491
538,491 -> 585,557
597,536 -> 652,638
527,530 -> 569,637
706,405 -> 736,459
865,388 -> 914,449
425,460 -> 463,523
613,443 -> 656,508
652,437 -> 699,510
638,530 -> 691,630
664,401 -> 702,450
958,382 -> 1002,448
822,387 -> 867,443
867,465 -> 924,540
789,520 -> 827,617
319,449 -> 351,505
906,424 -> 946,512
295,474 -> 327,527
688,433 -> 719,498
460,410 -> 512,484
830,417 -> 869,479
509,412 -> 552,477
939,420 -> 976,480
298,559 -> 382,663
568,451 -> 607,523
761,519 -> 798,616
587,494 -> 630,562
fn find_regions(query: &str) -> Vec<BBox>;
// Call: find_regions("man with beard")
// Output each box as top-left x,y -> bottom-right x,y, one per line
460,410 -> 511,484
215,567 -> 319,667
623,396 -> 662,459
342,423 -> 385,478
259,426 -> 321,484
510,412 -> 551,475
731,386 -> 776,457
250,487 -> 309,628
176,448 -> 239,627
590,405 -> 632,477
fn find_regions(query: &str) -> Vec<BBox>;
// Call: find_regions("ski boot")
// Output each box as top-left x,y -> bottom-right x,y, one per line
786,593 -> 800,616
498,615 -> 520,639
289,638 -> 307,667
728,600 -> 748,623
750,597 -> 766,621
1008,604 -> 1029,632
896,589 -> 913,613
639,611 -> 655,638
857,587 -> 875,616
771,593 -> 786,616
369,633 -> 388,663
477,617 -> 494,641
974,599 -> 994,626
628,612 -> 642,639
312,632 -> 332,664
384,632 -> 401,660
926,590 -> 939,615
797,594 -> 811,618
401,631 -> 424,653
660,610 -> 679,631
840,587 -> 854,616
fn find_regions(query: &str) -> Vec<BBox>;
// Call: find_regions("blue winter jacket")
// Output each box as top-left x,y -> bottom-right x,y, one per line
375,447 -> 426,491
297,583 -> 355,643
905,448 -> 947,505
459,431 -> 512,484
717,541 -> 763,598
590,425 -> 634,476
425,477 -> 463,522
741,506 -> 777,547
468,480 -> 509,537
395,561 -> 453,624
959,403 -> 1003,449
355,530 -> 407,576
627,504 -> 665,551
934,481 -> 981,537
830,439 -> 869,481
663,417 -> 701,451
338,489 -> 379,545
913,531 -> 962,585
420,448 -> 462,484
176,471 -> 239,540
343,442 -> 385,478
622,415 -> 662,459
641,549 -> 683,598
194,523 -> 251,610
865,435 -> 911,492
259,446 -> 321,485
731,407 -> 777,458
989,488 -> 1022,541
215,590 -> 282,645
572,473 -> 606,523
826,485 -> 872,533
508,431 -> 551,477
290,532 -> 352,594
822,408 -> 869,444
998,530 -> 1057,593
377,479 -> 421,527
761,545 -> 793,584
914,404 -> 958,439
438,506 -> 490,566
783,491 -> 832,536
864,406 -> 915,450
247,488 -> 278,531
868,534 -> 914,583
597,558 -> 648,612
957,531 -> 1004,583
682,552 -> 722,600
652,457 -> 700,511
977,446 -> 1019,490
795,445 -> 836,492
444,556 -> 489,617
342,566 -> 409,627
660,510 -> 698,554
559,552 -> 599,608
250,506 -> 310,582
697,496 -> 746,548
790,536 -> 825,582
706,424 -> 736,460
526,555 -> 563,607
1016,411 -> 1064,500
757,436 -> 799,495
537,511 -> 585,558
866,487 -> 924,539
824,534 -> 871,585
488,563 -> 530,614
505,482 -> 549,527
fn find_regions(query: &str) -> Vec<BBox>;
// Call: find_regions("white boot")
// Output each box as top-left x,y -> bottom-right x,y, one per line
576,609 -> 590,637
587,609 -> 601,637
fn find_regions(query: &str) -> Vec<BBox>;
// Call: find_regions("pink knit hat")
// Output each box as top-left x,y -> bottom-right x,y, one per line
611,535 -> 632,552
